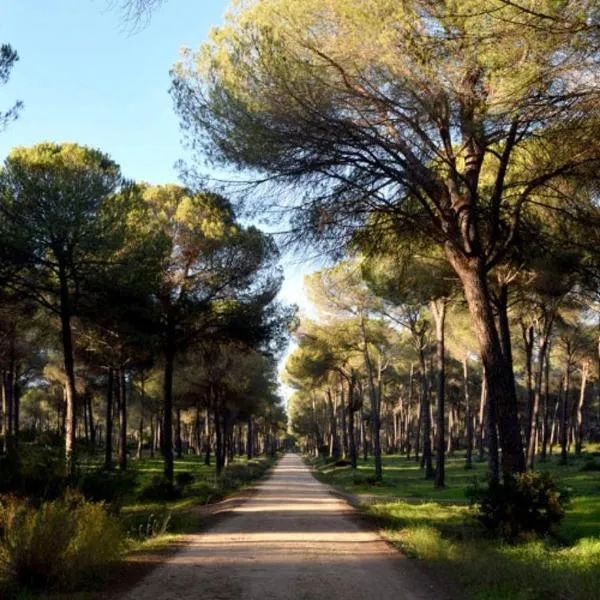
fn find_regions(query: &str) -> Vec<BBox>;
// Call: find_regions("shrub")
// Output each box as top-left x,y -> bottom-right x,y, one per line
0,493 -> 123,590
467,471 -> 569,540
175,471 -> 195,489
579,457 -> 600,472
75,468 -> 137,514
0,445 -> 66,501
138,475 -> 182,502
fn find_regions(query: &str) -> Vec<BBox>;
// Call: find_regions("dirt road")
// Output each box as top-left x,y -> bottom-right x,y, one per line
121,454 -> 444,600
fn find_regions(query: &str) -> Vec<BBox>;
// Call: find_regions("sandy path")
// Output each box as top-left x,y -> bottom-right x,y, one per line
120,454 -> 443,600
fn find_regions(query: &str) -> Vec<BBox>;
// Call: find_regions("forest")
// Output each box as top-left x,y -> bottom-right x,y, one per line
1,0 -> 600,599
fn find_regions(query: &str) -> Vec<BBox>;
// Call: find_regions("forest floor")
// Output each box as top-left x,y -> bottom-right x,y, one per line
113,453 -> 450,600
311,448 -> 600,600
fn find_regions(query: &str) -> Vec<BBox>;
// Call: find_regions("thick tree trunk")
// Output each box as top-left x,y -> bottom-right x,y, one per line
431,299 -> 447,488
446,252 -> 523,481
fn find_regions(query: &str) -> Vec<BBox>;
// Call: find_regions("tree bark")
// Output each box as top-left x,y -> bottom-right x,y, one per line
464,355 -> 474,470
431,298 -> 447,488
119,368 -> 127,471
361,313 -> 382,481
162,336 -> 175,483
104,368 -> 114,470
446,252 -> 523,481
575,361 -> 589,457
59,266 -> 77,476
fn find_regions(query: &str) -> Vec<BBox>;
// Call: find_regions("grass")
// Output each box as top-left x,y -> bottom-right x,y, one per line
0,451 -> 278,598
311,447 -> 600,600
120,453 -> 278,538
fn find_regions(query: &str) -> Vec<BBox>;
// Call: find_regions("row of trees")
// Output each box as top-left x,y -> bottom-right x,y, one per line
168,0 -> 600,484
286,251 -> 599,488
0,142 -> 291,483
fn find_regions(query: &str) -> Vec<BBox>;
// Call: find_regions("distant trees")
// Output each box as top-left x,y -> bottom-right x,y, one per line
173,0 -> 600,481
0,143 -> 128,473
0,145 -> 290,481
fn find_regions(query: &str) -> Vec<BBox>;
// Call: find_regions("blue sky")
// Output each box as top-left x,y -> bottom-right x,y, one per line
1,0 -> 311,392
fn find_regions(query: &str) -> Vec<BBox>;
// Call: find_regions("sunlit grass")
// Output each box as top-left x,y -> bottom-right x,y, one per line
312,448 -> 600,600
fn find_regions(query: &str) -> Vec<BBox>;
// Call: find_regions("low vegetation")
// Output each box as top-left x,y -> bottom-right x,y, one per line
311,450 -> 600,600
0,448 -> 277,596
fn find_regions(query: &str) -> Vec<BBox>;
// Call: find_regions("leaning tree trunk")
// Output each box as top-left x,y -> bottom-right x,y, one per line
446,252 -> 522,482
431,298 -> 447,488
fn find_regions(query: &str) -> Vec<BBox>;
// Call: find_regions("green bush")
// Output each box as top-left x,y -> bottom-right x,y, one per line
0,445 -> 66,501
175,471 -> 195,489
579,457 -> 600,472
138,475 -> 182,502
467,471 -> 569,540
75,468 -> 137,514
0,493 -> 123,591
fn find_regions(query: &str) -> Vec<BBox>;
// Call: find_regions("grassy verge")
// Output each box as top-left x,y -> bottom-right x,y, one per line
1,452 -> 278,598
310,449 -> 600,600
121,453 -> 278,544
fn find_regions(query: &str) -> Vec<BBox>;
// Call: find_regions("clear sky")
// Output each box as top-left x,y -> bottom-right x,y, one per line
1,0 -> 311,393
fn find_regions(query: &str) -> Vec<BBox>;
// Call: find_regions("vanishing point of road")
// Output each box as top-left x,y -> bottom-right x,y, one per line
122,454 -> 450,600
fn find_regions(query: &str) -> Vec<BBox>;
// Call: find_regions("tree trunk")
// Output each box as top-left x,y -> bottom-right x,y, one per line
176,407 -> 183,459
59,267 -> 77,476
104,368 -> 114,470
528,329 -> 551,469
560,362 -> 571,465
521,321 -> 535,461
361,313 -> 382,481
431,298 -> 447,488
446,252 -> 523,482
575,361 -> 589,457
162,335 -> 175,484
464,355 -> 474,470
119,368 -> 127,471
478,370 -> 486,461
541,342 -> 552,461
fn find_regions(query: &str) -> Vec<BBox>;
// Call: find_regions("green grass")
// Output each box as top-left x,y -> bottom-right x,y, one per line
311,448 -> 600,600
120,453 -> 278,537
